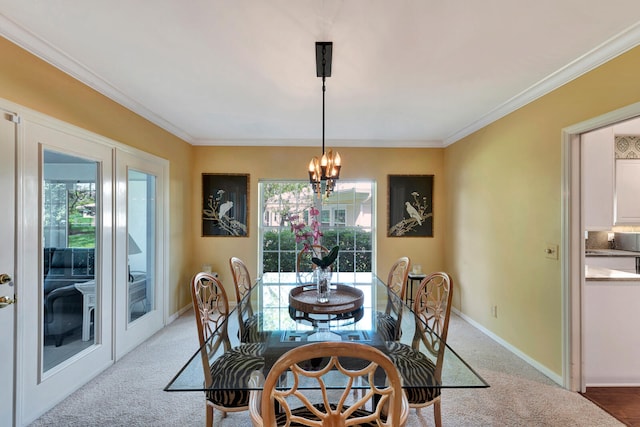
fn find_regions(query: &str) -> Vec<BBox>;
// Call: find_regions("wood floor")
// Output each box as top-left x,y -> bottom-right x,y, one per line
582,387 -> 640,426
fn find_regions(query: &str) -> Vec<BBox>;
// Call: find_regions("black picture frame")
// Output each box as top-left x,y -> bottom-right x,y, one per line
387,174 -> 434,237
202,173 -> 249,237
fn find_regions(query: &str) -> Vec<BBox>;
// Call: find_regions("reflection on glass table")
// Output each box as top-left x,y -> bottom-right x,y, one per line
165,272 -> 488,393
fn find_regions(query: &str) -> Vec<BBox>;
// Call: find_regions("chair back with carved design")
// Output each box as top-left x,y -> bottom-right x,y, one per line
377,257 -> 410,341
190,272 -> 231,389
229,257 -> 253,305
192,272 -> 266,427
383,272 -> 453,426
393,271 -> 453,426
386,256 -> 410,303
412,272 -> 453,376
229,257 -> 256,336
249,341 -> 408,427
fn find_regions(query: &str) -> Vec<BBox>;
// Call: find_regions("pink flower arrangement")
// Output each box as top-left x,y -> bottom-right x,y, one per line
290,206 -> 322,252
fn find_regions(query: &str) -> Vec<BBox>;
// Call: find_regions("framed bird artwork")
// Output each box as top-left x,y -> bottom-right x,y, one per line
202,173 -> 249,236
387,174 -> 433,237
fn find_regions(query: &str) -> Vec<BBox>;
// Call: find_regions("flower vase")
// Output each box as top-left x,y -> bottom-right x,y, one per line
316,267 -> 331,303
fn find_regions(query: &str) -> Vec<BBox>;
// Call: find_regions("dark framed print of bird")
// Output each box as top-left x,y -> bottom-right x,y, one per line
387,175 -> 433,237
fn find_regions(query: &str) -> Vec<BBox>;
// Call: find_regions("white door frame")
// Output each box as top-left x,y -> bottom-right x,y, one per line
0,109 -> 18,427
562,101 -> 640,391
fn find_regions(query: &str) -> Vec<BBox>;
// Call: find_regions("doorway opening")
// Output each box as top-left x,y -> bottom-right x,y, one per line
563,101 -> 640,392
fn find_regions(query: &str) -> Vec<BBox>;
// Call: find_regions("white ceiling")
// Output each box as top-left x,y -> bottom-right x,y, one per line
2,1 -> 640,147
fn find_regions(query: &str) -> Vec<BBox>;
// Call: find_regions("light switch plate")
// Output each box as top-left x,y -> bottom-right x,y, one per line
545,243 -> 559,260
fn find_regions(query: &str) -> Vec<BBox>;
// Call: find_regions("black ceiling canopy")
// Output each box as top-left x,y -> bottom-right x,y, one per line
315,42 -> 333,78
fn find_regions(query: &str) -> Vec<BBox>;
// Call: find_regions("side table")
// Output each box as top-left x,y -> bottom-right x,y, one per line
406,273 -> 426,306
75,280 -> 96,341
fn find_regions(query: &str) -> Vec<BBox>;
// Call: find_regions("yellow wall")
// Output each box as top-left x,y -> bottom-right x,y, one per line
11,30 -> 640,379
191,146 -> 446,296
444,45 -> 640,375
0,37 -> 194,314
0,36 -> 448,315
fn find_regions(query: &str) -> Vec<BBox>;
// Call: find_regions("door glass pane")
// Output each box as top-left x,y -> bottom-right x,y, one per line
42,150 -> 98,371
128,169 -> 155,323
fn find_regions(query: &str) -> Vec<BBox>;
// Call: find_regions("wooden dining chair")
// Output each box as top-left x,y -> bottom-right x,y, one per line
190,272 -> 265,427
248,341 -> 409,427
386,271 -> 453,427
229,257 -> 265,343
376,256 -> 411,341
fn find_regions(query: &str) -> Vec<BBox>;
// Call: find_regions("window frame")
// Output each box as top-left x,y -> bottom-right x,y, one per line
258,180 -> 375,275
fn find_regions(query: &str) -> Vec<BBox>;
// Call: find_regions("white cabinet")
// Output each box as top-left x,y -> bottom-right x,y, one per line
583,127 -> 614,230
585,281 -> 640,386
615,159 -> 640,224
585,256 -> 637,273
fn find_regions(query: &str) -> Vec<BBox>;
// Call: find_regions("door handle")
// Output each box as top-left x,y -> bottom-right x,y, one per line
0,295 -> 15,308
0,273 -> 11,285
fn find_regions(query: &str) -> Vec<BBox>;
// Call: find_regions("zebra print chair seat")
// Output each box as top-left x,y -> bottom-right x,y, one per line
385,341 -> 440,404
206,342 -> 265,408
240,312 -> 269,343
376,311 -> 400,342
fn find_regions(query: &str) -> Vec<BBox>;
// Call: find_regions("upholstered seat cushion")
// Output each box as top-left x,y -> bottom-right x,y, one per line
273,403 -> 385,426
206,343 -> 265,407
385,341 -> 441,404
241,313 -> 269,343
376,311 -> 399,341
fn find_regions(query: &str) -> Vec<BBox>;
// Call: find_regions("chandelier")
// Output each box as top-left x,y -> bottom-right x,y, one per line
308,41 -> 341,198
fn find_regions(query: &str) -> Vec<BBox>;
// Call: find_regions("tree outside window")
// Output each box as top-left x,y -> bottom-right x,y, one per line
43,181 -> 96,248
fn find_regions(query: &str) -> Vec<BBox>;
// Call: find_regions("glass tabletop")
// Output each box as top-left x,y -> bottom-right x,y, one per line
165,272 -> 488,392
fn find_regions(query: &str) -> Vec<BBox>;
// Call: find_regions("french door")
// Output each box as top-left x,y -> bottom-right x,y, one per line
18,119 -> 114,424
4,102 -> 169,425
114,149 -> 167,358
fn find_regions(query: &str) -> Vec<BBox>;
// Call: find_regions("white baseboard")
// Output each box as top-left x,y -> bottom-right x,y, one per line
166,303 -> 192,324
452,307 -> 564,386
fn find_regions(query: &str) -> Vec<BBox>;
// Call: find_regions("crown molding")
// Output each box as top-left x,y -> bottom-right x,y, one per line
4,12 -> 640,149
0,14 -> 196,143
443,21 -> 640,147
191,138 -> 443,148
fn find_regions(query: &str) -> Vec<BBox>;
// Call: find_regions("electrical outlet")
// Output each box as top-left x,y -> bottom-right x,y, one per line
545,243 -> 559,260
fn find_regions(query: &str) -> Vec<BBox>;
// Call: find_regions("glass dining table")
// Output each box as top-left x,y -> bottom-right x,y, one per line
165,272 -> 488,394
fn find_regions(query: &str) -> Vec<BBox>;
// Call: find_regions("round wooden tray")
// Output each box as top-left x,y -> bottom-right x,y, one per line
289,284 -> 364,315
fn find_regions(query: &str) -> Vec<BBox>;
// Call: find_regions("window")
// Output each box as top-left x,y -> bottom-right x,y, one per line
43,180 -> 96,249
42,149 -> 99,369
321,206 -> 347,226
259,181 -> 374,273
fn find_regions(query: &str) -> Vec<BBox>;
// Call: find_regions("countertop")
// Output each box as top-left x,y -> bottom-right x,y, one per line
585,249 -> 640,257
585,265 -> 640,281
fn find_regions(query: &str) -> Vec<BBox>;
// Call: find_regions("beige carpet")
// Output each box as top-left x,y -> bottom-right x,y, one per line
29,311 -> 622,426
